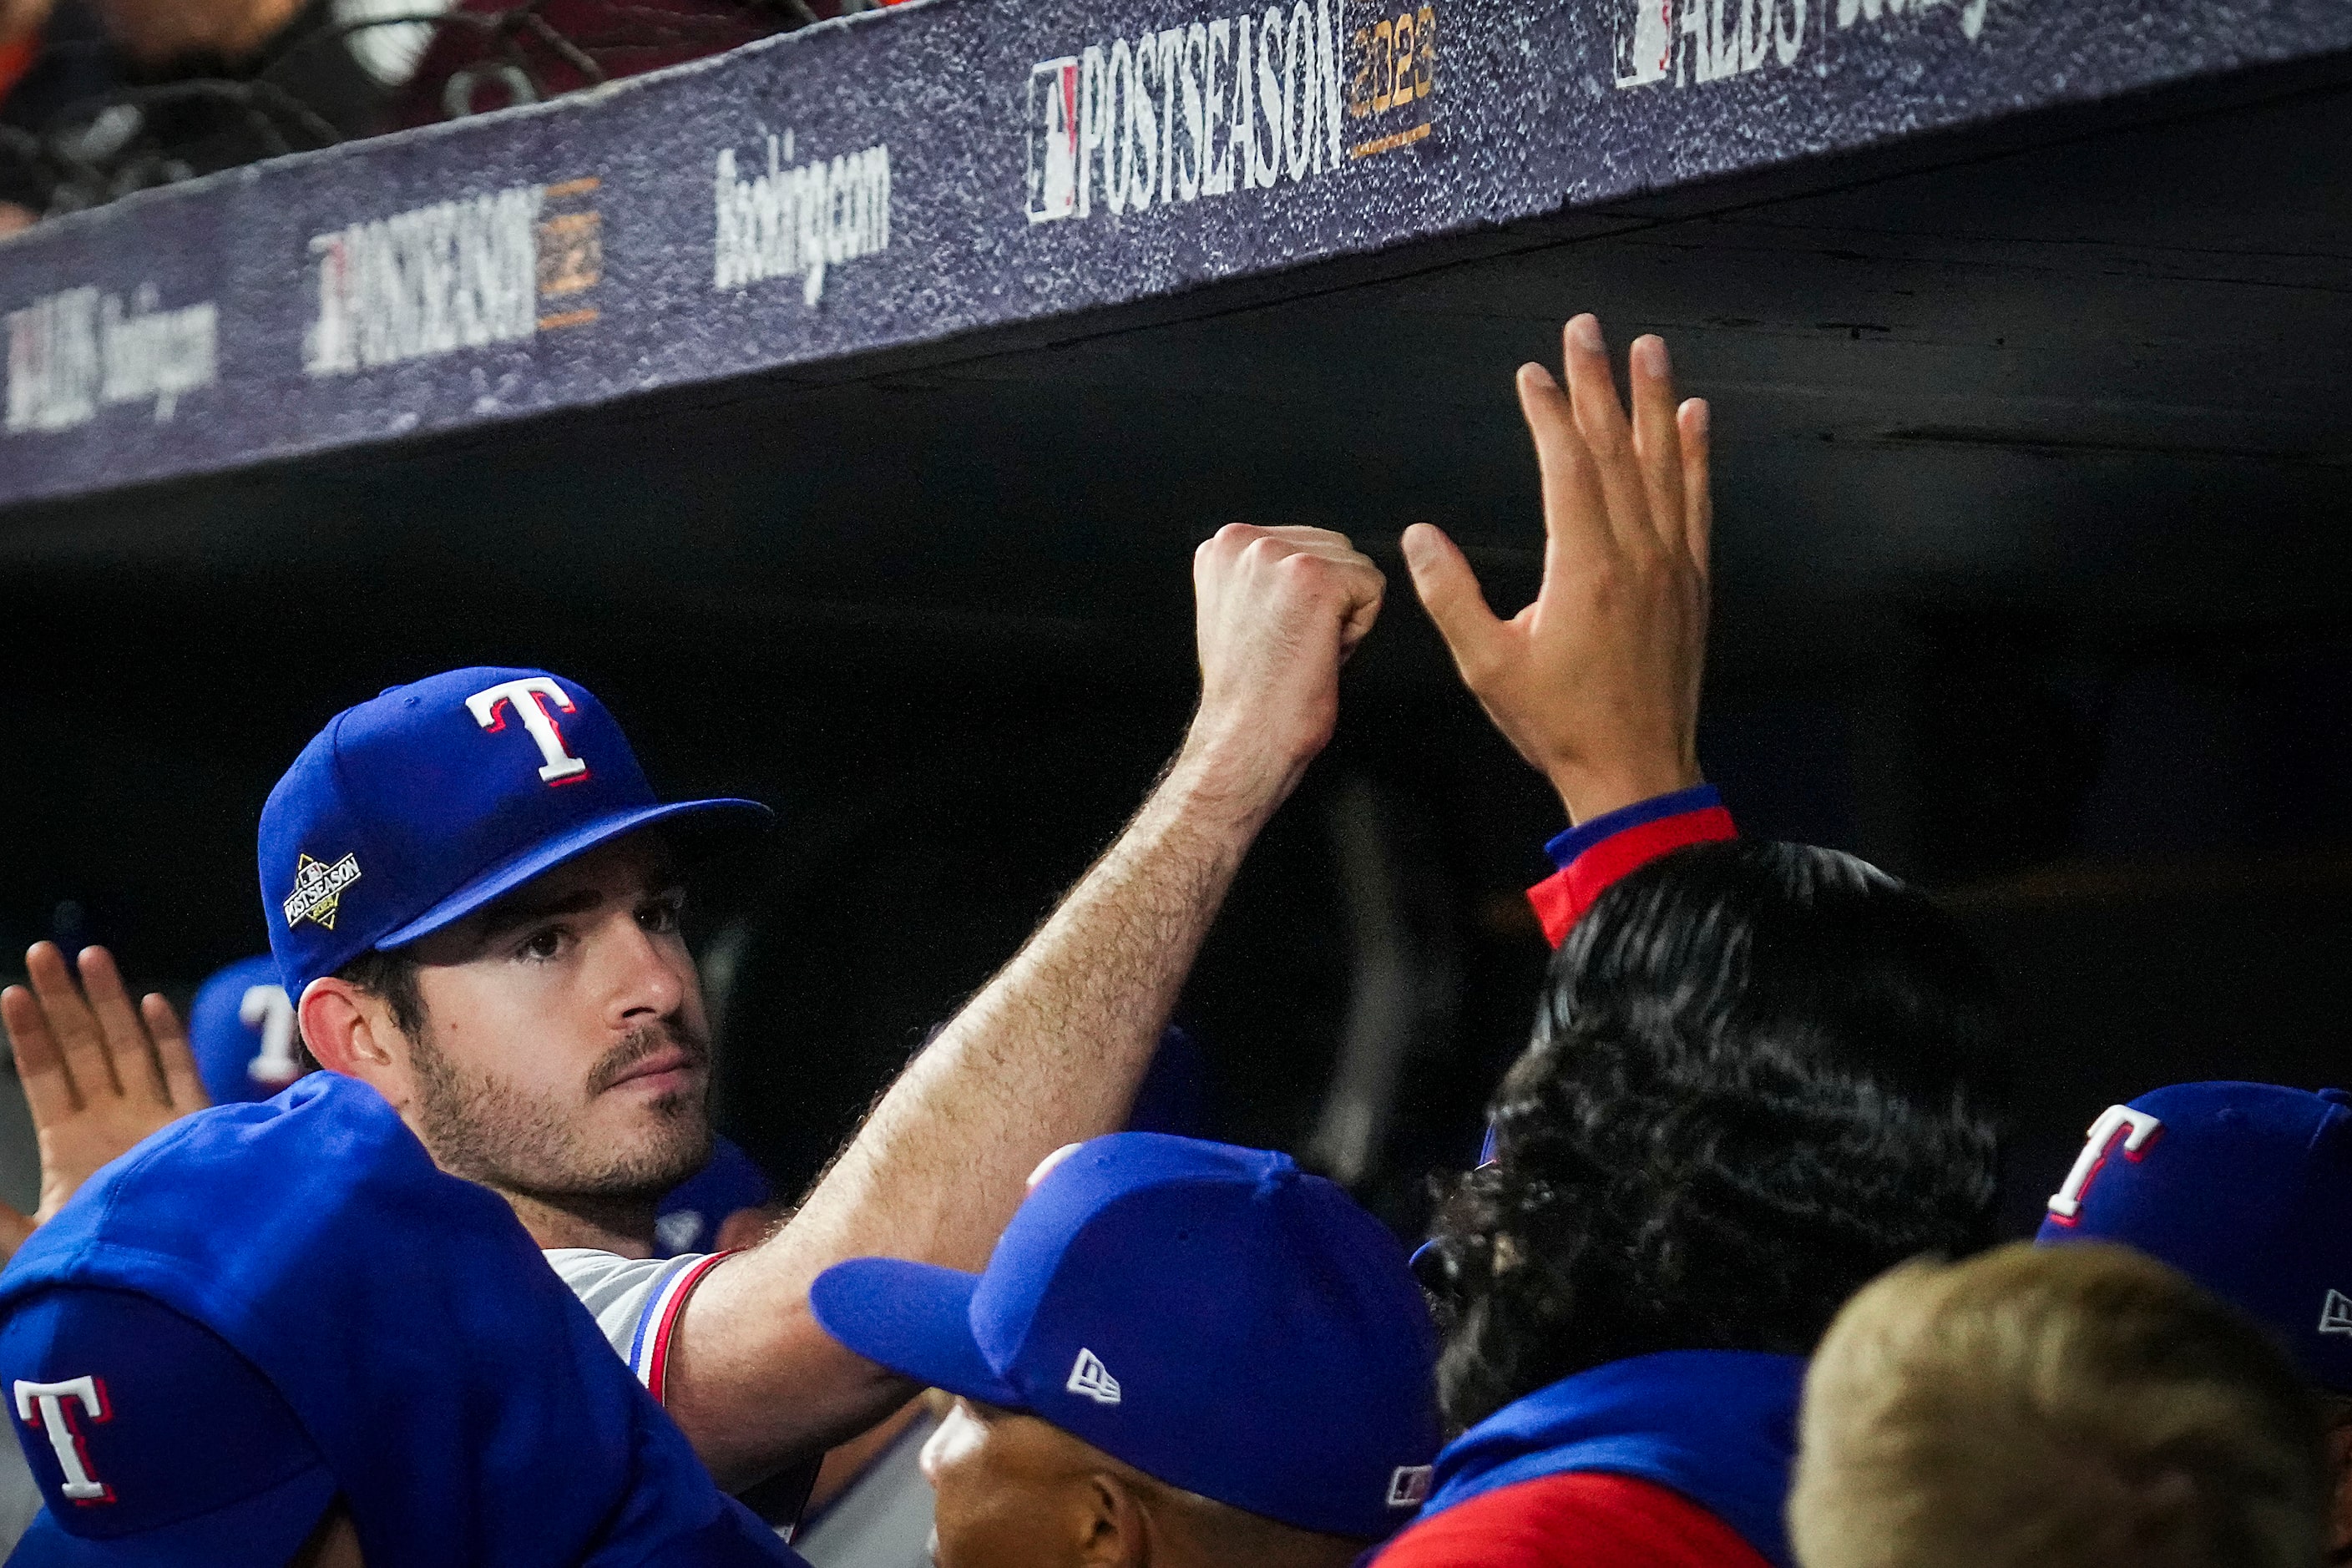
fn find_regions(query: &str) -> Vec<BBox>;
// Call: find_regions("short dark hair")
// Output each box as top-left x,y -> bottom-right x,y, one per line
297,948 -> 428,1071
1421,840 -> 2006,1432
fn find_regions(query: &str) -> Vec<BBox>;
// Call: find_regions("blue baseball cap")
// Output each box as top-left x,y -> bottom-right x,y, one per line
809,1132 -> 1441,1540
259,667 -> 771,996
2036,1081 -> 2352,1393
0,1286 -> 334,1564
187,957 -> 306,1105
655,1136 -> 773,1257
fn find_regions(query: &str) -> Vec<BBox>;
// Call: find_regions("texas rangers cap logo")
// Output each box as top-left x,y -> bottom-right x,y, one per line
14,1376 -> 114,1505
281,852 -> 362,931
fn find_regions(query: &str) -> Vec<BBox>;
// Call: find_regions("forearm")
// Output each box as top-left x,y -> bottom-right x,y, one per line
776,741 -> 1274,1270
667,739 -> 1285,1485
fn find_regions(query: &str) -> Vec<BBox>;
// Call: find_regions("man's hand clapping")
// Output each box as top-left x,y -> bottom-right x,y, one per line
1404,315 -> 1711,826
0,943 -> 210,1260
1181,524 -> 1387,810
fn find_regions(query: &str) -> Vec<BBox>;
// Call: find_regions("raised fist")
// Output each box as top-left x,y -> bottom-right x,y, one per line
1183,524 -> 1386,806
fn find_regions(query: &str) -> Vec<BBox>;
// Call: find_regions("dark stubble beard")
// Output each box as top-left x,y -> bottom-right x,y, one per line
407,1014 -> 715,1207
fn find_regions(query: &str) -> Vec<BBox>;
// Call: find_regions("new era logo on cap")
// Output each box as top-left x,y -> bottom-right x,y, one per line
1066,1348 -> 1121,1405
2320,1291 -> 2352,1338
1386,1464 -> 1433,1509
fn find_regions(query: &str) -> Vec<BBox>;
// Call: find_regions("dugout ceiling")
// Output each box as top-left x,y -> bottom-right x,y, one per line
0,0 -> 2339,660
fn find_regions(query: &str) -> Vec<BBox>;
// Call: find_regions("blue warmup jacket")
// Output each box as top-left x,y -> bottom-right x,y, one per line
1412,1350 -> 1805,1568
0,1074 -> 802,1567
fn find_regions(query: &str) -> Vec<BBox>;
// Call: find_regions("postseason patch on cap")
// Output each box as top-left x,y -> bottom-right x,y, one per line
281,852 -> 362,931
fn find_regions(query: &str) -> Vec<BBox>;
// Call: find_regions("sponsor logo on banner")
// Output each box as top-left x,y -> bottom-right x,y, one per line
712,131 -> 892,306
4,283 -> 217,435
1615,0 -> 1985,91
1028,0 -> 1410,225
304,176 -> 603,377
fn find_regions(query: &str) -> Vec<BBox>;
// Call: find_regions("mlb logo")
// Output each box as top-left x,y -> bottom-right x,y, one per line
1613,0 -> 1674,87
1027,58 -> 1081,222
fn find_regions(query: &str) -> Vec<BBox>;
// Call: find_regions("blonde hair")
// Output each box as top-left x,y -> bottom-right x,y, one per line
1789,1242 -> 2327,1568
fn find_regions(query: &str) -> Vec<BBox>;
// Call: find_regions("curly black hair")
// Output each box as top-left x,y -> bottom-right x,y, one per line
1422,840 -> 2006,1434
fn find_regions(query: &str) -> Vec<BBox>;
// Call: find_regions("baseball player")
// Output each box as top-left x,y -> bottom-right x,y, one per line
808,1131 -> 1441,1567
1363,318 -> 2007,1568
0,517 -> 1395,1545
2,311 -> 1727,1554
1792,1241 -> 2328,1568
256,513 -> 1387,1500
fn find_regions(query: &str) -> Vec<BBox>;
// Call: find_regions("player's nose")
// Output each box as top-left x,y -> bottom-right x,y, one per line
603,914 -> 687,1025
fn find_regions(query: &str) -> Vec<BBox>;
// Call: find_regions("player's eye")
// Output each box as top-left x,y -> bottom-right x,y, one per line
639,892 -> 685,934
518,925 -> 569,962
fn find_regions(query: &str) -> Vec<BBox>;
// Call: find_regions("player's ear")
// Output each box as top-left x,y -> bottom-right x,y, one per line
297,977 -> 404,1090
1075,1471 -> 1148,1568
2325,1415 -> 2352,1555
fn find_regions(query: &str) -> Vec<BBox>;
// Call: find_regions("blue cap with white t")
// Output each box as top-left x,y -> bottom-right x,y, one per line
0,1286 -> 336,1565
259,667 -> 771,996
187,956 -> 304,1105
808,1132 -> 1442,1540
2036,1080 -> 2352,1393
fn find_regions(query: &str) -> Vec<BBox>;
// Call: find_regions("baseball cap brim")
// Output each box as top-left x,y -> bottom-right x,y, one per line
809,1258 -> 1025,1408
8,1461 -> 337,1567
376,797 -> 771,951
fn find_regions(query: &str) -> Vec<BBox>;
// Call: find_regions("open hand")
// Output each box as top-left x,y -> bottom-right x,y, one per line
0,943 -> 209,1259
1183,524 -> 1386,805
1403,315 -> 1711,825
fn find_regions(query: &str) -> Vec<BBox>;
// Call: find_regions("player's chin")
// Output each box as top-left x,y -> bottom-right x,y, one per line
595,1076 -> 711,1146
601,1109 -> 712,1196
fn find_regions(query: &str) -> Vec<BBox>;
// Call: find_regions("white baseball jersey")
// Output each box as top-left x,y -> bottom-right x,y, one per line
546,1247 -> 732,1405
546,1245 -> 823,1537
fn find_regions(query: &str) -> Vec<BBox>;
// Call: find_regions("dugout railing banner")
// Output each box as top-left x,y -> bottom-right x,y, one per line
0,0 -> 2344,506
